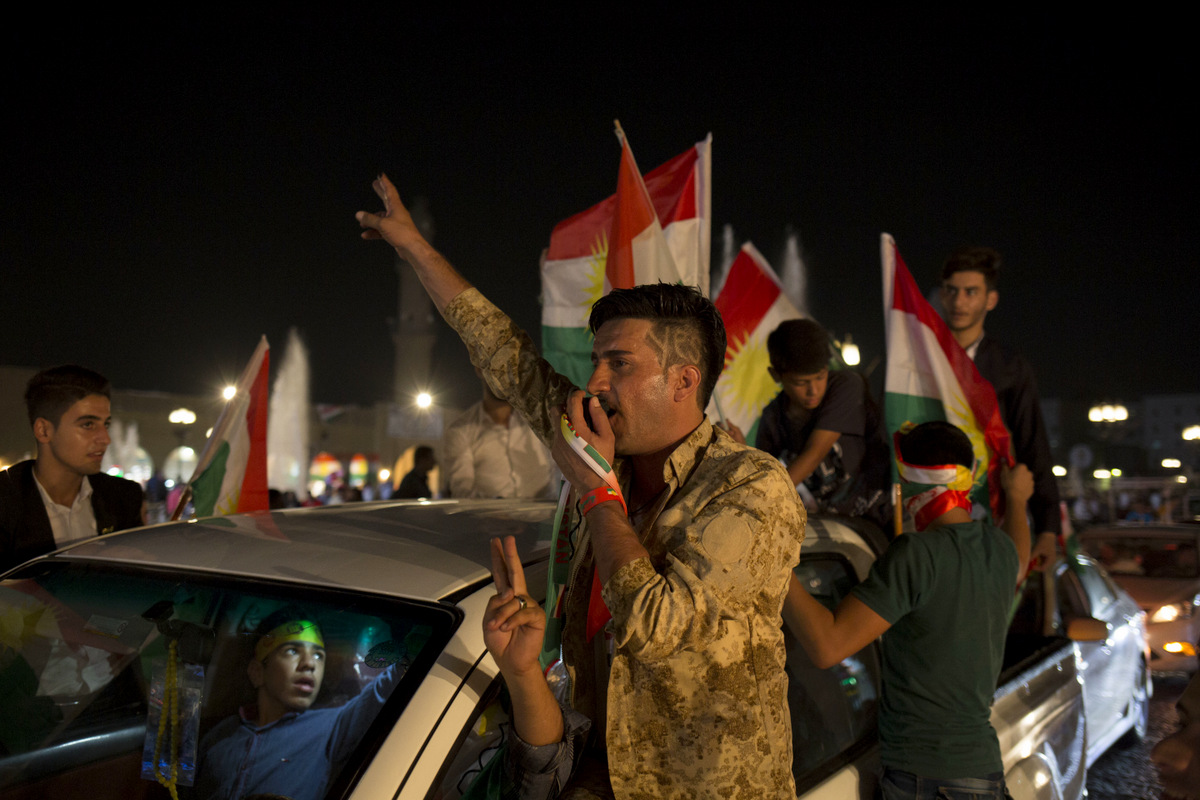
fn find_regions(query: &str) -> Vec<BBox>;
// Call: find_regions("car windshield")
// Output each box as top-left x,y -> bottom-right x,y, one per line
1083,536 -> 1200,578
0,560 -> 458,800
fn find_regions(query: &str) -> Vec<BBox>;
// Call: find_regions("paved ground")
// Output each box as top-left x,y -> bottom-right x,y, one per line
1086,673 -> 1190,800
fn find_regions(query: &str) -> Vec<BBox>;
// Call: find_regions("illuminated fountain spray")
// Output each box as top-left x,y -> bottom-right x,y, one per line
713,223 -> 736,297
102,419 -> 148,483
267,327 -> 310,497
781,228 -> 808,316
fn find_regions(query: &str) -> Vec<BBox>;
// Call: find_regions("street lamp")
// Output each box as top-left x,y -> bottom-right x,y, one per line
168,408 -> 196,483
839,334 -> 860,367
1184,425 -> 1200,442
222,385 -> 237,400
1164,458 -> 1182,469
1088,403 -> 1128,423
415,392 -> 433,410
169,408 -> 197,425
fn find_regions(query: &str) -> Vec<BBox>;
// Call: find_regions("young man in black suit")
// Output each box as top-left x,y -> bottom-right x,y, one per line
1,365 -> 144,572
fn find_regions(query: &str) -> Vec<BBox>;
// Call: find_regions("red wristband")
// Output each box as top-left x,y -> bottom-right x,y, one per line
579,486 -> 626,516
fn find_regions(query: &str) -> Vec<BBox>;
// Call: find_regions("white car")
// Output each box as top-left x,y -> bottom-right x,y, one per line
1053,554 -> 1152,765
0,501 -> 1126,799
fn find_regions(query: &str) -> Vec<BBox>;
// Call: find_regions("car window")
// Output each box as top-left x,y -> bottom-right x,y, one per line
1083,536 -> 1200,579
1076,562 -> 1115,614
0,561 -> 457,800
1056,569 -> 1091,620
788,555 -> 880,791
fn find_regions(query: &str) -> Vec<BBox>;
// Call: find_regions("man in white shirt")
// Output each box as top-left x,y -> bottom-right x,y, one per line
443,370 -> 556,500
1,365 -> 145,572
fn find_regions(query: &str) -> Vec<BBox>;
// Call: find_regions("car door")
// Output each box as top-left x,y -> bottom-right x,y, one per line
1056,557 -> 1141,761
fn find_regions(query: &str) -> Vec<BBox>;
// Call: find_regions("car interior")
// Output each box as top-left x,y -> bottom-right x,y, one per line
0,561 -> 451,800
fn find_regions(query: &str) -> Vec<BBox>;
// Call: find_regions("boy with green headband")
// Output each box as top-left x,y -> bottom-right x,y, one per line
783,421 -> 1033,799
196,607 -> 400,800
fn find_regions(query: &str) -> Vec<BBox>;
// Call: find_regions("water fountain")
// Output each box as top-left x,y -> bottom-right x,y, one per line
781,228 -> 808,315
267,327 -> 310,497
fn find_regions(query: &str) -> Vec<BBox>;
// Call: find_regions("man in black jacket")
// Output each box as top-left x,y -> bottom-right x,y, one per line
940,247 -> 1060,568
1,365 -> 144,573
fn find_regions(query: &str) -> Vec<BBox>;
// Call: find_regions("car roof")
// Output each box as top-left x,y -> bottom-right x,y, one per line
41,499 -> 556,602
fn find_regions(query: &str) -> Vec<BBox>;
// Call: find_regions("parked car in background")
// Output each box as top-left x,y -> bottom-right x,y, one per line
1079,523 -> 1200,672
0,502 -> 1140,799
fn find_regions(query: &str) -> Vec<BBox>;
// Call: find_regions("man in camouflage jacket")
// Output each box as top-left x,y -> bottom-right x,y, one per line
358,175 -> 805,800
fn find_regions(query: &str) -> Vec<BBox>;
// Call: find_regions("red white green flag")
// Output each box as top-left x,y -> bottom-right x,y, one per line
183,336 -> 271,517
882,234 -> 1013,518
541,130 -> 711,387
712,243 -> 804,443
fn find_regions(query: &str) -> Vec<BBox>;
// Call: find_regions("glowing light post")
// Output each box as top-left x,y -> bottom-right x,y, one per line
168,408 -> 197,484
838,333 -> 861,367
1087,402 -> 1129,521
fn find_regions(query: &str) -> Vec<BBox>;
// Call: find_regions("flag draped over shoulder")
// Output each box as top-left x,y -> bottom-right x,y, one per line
711,243 -> 803,444
541,132 -> 712,387
881,234 -> 1013,518
185,337 -> 270,518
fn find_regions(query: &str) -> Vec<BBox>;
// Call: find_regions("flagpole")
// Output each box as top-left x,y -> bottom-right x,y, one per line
169,485 -> 193,522
892,483 -> 903,538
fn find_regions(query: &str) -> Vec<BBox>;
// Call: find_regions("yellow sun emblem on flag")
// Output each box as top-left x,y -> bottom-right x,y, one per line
583,232 -> 607,312
216,488 -> 241,516
945,391 -> 989,487
721,333 -> 777,416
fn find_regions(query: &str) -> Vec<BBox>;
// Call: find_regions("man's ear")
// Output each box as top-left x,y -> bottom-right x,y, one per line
247,658 -> 264,690
986,289 -> 999,312
673,365 -> 702,404
33,418 -> 54,444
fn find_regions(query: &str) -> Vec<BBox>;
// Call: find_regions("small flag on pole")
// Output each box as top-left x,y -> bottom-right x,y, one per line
175,336 -> 270,518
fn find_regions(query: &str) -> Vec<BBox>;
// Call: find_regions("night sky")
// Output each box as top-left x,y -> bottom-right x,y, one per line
3,12 -> 1194,411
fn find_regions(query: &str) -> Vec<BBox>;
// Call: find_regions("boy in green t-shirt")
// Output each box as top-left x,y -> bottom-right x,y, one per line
783,421 -> 1033,798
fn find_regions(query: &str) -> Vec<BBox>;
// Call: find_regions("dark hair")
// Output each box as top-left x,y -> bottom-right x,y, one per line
766,319 -> 830,375
941,246 -> 1001,291
25,365 -> 111,427
588,283 -> 726,409
414,445 -> 435,467
898,421 -> 974,469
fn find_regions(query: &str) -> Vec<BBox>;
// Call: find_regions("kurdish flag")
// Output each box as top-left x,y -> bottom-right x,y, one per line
183,336 -> 271,518
712,243 -> 803,444
541,129 -> 712,387
882,234 -> 1013,518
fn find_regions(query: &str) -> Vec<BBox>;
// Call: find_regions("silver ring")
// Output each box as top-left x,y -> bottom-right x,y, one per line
517,596 -> 527,611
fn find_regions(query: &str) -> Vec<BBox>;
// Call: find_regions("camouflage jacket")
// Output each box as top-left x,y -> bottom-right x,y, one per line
445,289 -> 806,799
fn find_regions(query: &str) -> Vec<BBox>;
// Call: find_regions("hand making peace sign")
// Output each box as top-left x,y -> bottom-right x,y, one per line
483,536 -> 545,680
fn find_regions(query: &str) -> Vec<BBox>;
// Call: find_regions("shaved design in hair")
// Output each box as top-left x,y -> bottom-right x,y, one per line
643,321 -> 704,378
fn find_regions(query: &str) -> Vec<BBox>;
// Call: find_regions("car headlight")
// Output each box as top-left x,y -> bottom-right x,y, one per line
1151,595 -> 1200,623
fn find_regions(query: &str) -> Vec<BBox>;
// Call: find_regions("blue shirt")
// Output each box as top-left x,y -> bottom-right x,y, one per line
196,664 -> 397,800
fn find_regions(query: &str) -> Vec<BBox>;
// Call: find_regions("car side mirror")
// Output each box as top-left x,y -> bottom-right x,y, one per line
1066,616 -> 1108,642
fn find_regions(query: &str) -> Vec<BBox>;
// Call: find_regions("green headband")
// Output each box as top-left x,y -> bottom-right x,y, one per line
255,619 -> 324,662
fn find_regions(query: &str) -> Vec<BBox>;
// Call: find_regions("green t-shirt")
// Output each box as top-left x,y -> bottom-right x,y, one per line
851,520 -> 1019,778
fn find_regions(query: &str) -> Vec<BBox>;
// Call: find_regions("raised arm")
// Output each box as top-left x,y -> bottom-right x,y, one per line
1001,463 -> 1034,583
356,174 -> 472,314
483,536 -> 563,747
782,573 -> 891,669
785,429 -> 841,487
